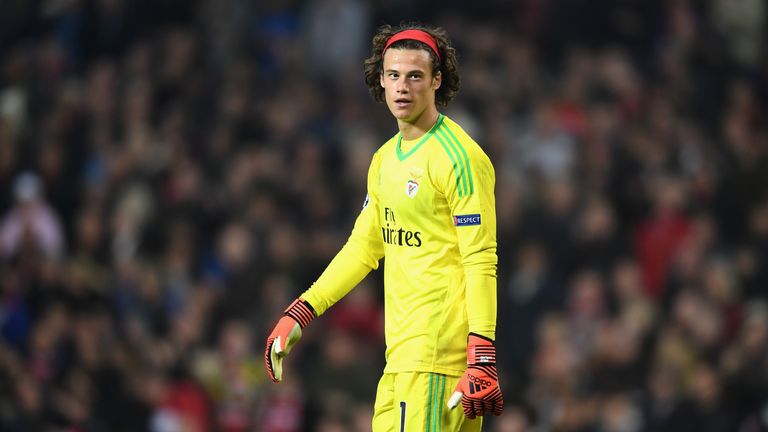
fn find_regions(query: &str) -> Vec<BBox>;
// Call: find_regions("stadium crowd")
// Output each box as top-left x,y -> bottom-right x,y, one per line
1,0 -> 767,431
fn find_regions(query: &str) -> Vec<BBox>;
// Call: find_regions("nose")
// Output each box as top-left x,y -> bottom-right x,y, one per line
395,76 -> 408,93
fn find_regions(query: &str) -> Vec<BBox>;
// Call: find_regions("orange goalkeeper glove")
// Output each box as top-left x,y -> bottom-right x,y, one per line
265,298 -> 316,383
447,333 -> 504,418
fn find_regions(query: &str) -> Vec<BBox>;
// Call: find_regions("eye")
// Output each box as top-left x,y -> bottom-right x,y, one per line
387,72 -> 398,79
409,73 -> 421,80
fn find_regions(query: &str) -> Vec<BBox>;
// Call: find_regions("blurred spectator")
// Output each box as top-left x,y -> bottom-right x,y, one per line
193,319 -> 263,432
0,171 -> 65,261
633,174 -> 692,298
257,379 -> 305,432
490,406 -> 533,432
304,0 -> 370,75
304,329 -> 379,421
509,99 -> 577,186
499,240 -> 563,379
674,361 -> 739,432
642,365 -> 687,432
709,0 -> 765,69
144,366 -> 212,432
597,392 -> 643,432
323,279 -> 383,345
571,194 -> 627,274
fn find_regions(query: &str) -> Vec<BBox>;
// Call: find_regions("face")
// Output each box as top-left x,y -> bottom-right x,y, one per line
380,48 -> 441,123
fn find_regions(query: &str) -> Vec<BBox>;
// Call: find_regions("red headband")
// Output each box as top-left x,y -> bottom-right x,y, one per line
383,29 -> 441,63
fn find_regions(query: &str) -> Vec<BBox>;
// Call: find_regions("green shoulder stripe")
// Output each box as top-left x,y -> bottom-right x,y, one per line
442,125 -> 475,195
434,129 -> 465,197
435,125 -> 473,197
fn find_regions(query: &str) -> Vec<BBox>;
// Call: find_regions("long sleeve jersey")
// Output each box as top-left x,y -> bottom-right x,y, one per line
301,114 -> 498,376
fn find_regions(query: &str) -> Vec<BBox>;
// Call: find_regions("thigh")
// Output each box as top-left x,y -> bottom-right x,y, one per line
389,372 -> 483,432
372,374 -> 395,432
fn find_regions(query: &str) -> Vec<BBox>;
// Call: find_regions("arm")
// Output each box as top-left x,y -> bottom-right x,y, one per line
434,132 -> 503,417
265,151 -> 385,382
439,141 -> 498,340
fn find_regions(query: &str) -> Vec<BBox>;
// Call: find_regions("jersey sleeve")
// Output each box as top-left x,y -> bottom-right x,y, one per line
300,151 -> 385,315
433,134 -> 498,340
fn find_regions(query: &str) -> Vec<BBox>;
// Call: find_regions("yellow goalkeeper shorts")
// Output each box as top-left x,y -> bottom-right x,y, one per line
372,372 -> 482,432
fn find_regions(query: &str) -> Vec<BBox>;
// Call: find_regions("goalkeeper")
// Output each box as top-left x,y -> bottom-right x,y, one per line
265,22 -> 503,431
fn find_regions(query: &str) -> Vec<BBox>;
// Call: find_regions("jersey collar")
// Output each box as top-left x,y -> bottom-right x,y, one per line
396,114 -> 445,161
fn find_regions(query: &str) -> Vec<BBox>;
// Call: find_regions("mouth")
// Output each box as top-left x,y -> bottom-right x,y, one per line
394,99 -> 411,109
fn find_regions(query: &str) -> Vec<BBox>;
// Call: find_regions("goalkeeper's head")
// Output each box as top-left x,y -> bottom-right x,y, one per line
363,22 -> 460,109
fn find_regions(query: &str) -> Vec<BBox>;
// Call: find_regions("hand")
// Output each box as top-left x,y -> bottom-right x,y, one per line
447,334 -> 504,418
265,299 -> 316,383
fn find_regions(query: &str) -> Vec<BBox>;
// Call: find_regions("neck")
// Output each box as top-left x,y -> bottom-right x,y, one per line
398,107 -> 440,140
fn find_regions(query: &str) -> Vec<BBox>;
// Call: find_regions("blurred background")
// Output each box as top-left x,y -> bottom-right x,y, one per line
0,0 -> 767,431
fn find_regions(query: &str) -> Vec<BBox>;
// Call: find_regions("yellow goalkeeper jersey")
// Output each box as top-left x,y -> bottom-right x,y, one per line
301,114 -> 498,376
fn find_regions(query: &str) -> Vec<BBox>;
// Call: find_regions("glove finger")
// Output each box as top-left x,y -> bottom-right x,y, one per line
265,339 -> 278,382
447,391 -> 463,409
463,407 -> 476,420
281,322 -> 303,355
273,335 -> 285,355
493,393 -> 504,415
474,400 -> 485,417
269,339 -> 285,382
466,397 -> 482,419
461,397 -> 475,419
484,400 -> 497,416
493,400 -> 503,416
481,400 -> 490,415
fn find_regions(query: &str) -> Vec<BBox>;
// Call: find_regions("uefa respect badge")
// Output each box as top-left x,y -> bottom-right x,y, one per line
453,214 -> 481,226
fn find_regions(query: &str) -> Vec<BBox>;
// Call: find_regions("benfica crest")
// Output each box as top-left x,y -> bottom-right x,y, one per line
406,180 -> 419,198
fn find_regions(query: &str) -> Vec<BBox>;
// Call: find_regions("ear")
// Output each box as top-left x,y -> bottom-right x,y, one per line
432,71 -> 442,91
380,72 -> 385,88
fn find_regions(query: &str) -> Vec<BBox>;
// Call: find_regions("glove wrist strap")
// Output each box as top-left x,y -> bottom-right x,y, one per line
284,298 -> 316,328
467,333 -> 496,365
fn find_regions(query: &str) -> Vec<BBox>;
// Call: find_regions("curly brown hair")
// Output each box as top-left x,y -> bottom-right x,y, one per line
363,23 -> 460,108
